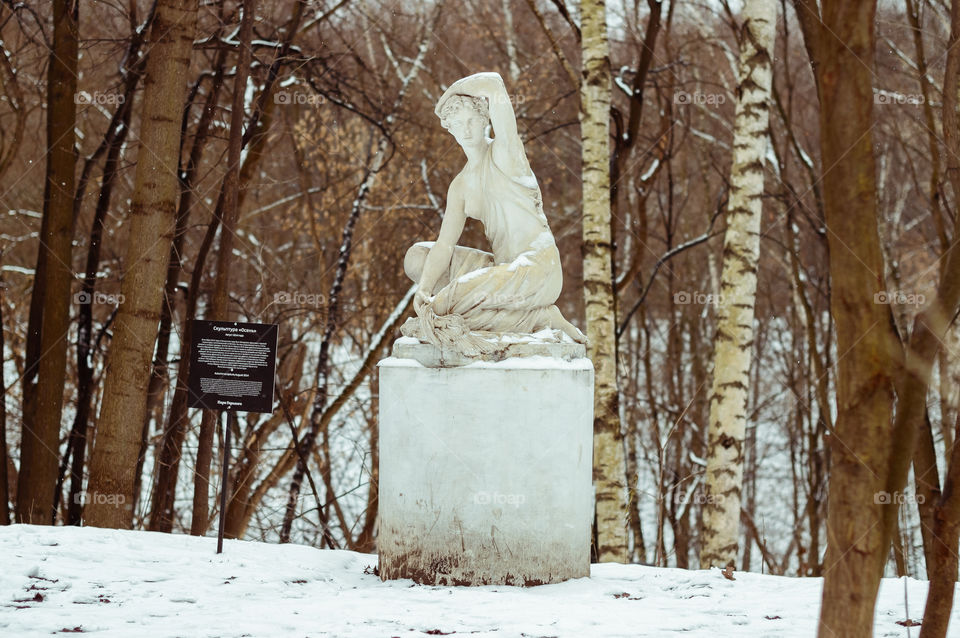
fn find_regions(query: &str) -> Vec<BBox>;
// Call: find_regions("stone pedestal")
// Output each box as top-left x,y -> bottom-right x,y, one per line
377,341 -> 594,586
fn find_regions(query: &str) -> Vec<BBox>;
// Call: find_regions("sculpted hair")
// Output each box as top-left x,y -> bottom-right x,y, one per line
437,94 -> 489,129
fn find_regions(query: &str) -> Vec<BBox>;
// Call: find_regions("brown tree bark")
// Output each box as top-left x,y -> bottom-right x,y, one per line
609,0 -> 661,243
84,0 -> 198,529
15,0 -> 78,525
810,1 -> 903,635
913,409 -> 942,571
61,91 -> 135,526
0,10 -> 26,185
137,9 -> 229,521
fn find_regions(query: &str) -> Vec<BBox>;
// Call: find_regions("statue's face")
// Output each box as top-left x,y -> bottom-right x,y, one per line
446,107 -> 487,148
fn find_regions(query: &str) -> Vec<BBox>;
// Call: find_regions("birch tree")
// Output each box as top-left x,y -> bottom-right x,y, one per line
580,0 -> 628,562
699,0 -> 776,570
84,0 -> 198,529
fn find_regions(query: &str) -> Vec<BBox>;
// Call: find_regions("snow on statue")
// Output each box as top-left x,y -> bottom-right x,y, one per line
401,72 -> 586,355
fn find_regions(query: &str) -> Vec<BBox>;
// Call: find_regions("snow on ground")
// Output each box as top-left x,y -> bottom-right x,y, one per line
0,525 -> 947,637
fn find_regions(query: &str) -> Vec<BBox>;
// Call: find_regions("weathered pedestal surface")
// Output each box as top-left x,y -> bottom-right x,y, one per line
377,339 -> 594,586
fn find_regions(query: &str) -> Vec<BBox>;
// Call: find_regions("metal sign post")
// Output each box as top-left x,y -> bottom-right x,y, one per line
187,320 -> 278,554
216,418 -> 231,554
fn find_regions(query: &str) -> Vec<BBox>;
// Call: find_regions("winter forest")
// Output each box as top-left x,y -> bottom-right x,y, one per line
2,0 -> 960,635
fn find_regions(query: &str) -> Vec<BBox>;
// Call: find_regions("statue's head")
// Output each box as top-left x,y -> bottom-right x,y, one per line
437,94 -> 490,148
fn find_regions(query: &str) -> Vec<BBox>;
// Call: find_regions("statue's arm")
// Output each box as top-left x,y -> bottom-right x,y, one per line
447,73 -> 526,174
469,73 -> 519,143
416,178 -> 466,307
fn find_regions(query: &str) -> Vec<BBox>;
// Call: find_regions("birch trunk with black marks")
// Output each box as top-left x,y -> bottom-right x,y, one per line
580,0 -> 628,563
699,0 -> 776,570
84,0 -> 198,529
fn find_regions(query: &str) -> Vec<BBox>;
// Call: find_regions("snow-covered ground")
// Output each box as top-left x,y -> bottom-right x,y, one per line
0,525 -> 947,637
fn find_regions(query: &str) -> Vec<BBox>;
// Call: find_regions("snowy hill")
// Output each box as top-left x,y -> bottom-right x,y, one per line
0,525 -> 945,637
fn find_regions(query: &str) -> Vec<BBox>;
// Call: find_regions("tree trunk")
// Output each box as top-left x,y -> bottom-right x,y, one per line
699,0 -> 776,570
84,0 -> 198,529
138,43 -> 228,523
913,409 -> 942,572
15,0 -> 78,525
580,0 -> 628,562
812,1 -> 902,635
63,97 -> 134,526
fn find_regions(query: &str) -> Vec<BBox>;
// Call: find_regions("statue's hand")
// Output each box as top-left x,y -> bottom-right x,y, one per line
414,288 -> 432,315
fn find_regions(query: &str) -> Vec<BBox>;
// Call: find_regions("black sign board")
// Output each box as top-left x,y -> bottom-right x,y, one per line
187,320 -> 278,413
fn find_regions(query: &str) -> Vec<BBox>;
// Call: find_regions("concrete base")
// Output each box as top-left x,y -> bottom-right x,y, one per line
377,350 -> 594,586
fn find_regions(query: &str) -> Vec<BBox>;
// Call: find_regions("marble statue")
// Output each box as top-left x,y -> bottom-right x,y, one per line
401,72 -> 586,356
